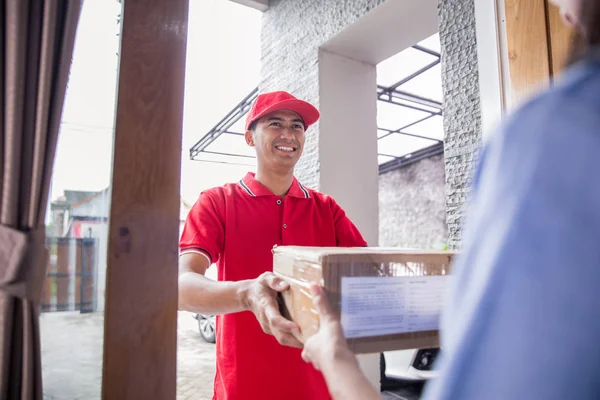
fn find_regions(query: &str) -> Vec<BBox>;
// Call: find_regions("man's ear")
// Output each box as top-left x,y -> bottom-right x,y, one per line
245,130 -> 255,146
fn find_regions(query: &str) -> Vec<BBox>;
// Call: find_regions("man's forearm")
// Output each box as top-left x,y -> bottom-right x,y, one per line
178,271 -> 251,315
321,352 -> 380,400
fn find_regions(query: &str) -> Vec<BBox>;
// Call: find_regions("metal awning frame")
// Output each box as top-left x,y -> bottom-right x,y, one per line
189,44 -> 444,174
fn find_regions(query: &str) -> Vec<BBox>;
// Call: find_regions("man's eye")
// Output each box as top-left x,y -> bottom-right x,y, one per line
293,125 -> 303,129
270,122 -> 281,127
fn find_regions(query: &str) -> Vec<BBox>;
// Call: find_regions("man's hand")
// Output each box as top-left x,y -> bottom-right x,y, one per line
301,284 -> 354,371
301,284 -> 379,400
241,272 -> 303,348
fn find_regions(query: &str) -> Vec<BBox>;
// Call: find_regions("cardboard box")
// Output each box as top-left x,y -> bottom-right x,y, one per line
273,246 -> 455,354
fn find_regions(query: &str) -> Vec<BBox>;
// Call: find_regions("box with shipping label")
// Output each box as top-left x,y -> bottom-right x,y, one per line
273,246 -> 455,354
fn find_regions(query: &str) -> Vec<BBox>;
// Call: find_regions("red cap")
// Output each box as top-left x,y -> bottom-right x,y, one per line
244,91 -> 320,131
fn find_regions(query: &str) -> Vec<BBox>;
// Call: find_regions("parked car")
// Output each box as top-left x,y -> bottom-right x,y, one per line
381,348 -> 440,390
196,265 -> 218,344
195,313 -> 216,343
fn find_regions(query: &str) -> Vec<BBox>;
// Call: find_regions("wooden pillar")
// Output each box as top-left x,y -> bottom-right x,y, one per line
55,238 -> 70,311
546,2 -> 575,77
101,0 -> 189,399
502,0 -> 575,110
503,0 -> 551,108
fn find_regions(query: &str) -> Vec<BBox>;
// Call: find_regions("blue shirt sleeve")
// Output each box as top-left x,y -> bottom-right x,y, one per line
422,63 -> 600,400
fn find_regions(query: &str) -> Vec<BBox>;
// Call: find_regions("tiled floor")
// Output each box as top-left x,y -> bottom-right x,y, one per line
40,311 -> 421,399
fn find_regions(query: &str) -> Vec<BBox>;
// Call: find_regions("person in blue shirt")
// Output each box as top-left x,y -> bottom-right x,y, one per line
299,0 -> 600,399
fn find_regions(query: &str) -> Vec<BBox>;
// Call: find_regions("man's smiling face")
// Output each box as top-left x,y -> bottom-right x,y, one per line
245,109 -> 306,171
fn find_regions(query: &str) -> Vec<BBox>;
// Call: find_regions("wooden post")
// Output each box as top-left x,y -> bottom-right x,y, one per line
546,1 -> 575,77
84,239 -> 96,311
503,0 -> 551,109
101,0 -> 189,398
501,0 -> 575,110
55,239 -> 70,311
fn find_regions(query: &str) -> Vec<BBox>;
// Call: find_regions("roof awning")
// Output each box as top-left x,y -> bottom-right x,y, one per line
189,33 -> 444,174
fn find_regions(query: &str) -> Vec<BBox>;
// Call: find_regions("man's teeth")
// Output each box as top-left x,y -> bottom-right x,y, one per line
276,146 -> 294,152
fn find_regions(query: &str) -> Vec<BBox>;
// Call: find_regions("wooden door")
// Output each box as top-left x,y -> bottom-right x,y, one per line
503,0 -> 575,109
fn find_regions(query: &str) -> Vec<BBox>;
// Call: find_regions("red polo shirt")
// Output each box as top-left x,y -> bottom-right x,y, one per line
180,172 -> 367,400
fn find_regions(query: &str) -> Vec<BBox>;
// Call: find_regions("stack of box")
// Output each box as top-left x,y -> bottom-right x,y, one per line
273,246 -> 455,354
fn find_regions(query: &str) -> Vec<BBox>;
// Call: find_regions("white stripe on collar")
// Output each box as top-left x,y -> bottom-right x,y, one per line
238,180 -> 256,197
298,182 -> 310,198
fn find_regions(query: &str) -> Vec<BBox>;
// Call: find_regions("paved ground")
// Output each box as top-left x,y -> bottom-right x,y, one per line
176,312 -> 216,400
40,311 -> 420,400
41,311 -> 216,400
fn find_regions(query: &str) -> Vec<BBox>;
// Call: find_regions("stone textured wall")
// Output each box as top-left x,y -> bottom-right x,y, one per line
379,155 -> 448,249
259,0 -> 387,189
438,0 -> 483,249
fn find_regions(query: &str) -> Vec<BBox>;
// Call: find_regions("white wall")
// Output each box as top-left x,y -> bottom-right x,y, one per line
319,50 -> 379,245
321,0 -> 439,65
474,0 -> 509,142
318,50 -> 380,386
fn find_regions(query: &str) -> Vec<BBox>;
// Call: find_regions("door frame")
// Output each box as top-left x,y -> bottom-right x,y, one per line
101,0 -> 189,399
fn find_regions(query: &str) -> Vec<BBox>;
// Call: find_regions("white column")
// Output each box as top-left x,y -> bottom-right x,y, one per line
474,0 -> 509,142
318,49 -> 380,388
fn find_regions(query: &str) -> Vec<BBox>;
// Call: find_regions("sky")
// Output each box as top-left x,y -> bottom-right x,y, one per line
51,0 -> 262,204
50,0 -> 444,209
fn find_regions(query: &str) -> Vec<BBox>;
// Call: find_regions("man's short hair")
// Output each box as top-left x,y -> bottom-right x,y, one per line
248,120 -> 258,132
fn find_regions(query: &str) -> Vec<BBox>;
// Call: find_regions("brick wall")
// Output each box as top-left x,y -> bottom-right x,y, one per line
438,0 -> 483,249
378,155 -> 447,249
259,0 -> 387,189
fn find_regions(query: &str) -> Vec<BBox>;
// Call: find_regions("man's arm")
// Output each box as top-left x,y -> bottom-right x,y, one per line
320,355 -> 379,400
178,253 -> 249,315
301,285 -> 379,400
178,191 -> 244,314
178,254 -> 302,347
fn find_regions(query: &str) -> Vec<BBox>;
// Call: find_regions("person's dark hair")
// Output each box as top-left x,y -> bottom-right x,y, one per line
567,0 -> 600,64
248,120 -> 257,132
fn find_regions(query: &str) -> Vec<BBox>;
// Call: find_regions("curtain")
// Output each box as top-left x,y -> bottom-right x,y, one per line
0,1 -> 82,398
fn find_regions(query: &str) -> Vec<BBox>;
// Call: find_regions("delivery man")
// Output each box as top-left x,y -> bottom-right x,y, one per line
178,91 -> 367,400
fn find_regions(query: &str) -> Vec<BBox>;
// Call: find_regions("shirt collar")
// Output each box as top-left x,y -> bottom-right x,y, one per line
238,172 -> 310,199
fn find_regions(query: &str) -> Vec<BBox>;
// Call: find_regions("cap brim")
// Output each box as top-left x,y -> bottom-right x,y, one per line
245,99 -> 320,131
